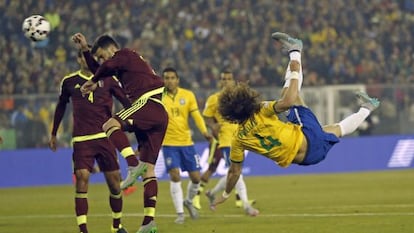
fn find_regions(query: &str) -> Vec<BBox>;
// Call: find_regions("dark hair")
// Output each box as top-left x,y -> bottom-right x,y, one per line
220,66 -> 233,75
218,82 -> 261,124
91,35 -> 119,54
162,67 -> 178,77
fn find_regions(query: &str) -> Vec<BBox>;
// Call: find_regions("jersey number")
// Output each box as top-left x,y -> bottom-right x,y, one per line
254,134 -> 281,151
87,92 -> 94,103
170,107 -> 180,117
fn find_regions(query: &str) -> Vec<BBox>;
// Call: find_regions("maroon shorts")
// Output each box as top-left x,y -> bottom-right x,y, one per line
114,100 -> 168,164
72,138 -> 119,172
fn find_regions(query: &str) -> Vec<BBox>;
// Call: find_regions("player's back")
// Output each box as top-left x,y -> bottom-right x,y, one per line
113,48 -> 164,102
234,101 -> 304,167
61,71 -> 116,137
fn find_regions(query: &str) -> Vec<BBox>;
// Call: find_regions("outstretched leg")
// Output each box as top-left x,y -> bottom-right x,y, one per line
324,92 -> 380,137
272,32 -> 306,106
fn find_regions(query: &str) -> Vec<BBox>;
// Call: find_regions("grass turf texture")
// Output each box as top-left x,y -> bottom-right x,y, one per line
0,170 -> 413,233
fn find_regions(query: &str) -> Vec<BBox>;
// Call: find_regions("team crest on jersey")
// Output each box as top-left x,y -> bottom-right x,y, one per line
179,98 -> 186,105
74,84 -> 81,89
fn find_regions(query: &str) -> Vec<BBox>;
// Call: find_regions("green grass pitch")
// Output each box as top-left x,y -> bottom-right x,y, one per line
1,170 -> 413,233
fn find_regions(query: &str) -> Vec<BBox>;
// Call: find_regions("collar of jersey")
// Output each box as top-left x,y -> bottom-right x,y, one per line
78,70 -> 93,80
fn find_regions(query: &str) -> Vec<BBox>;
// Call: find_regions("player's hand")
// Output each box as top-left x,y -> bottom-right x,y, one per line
49,136 -> 57,152
211,192 -> 230,209
72,33 -> 89,51
202,132 -> 214,143
81,80 -> 97,95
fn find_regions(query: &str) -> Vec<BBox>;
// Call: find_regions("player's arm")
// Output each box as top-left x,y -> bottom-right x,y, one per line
273,60 -> 300,113
202,95 -> 219,138
82,50 -> 100,74
109,76 -> 131,108
205,116 -> 220,139
72,33 -> 100,73
91,51 -> 128,83
189,92 -> 212,141
212,159 -> 243,207
191,109 -> 212,140
212,141 -> 244,207
49,81 -> 70,152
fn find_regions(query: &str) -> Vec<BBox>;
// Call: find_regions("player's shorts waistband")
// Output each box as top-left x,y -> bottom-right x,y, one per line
117,87 -> 165,120
72,132 -> 107,143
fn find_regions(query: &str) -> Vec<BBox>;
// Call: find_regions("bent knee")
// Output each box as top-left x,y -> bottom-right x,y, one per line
102,118 -> 121,132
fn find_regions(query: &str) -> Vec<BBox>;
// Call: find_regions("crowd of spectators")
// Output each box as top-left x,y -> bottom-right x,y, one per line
1,0 -> 414,148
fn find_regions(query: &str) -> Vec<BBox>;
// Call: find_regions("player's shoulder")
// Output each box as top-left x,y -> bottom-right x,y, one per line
178,87 -> 196,97
60,70 -> 80,84
205,92 -> 220,102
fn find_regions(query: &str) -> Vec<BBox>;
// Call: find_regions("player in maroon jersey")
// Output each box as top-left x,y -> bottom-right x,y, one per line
49,48 -> 130,233
72,33 -> 168,233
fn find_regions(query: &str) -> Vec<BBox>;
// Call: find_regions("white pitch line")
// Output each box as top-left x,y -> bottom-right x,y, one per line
1,212 -> 414,220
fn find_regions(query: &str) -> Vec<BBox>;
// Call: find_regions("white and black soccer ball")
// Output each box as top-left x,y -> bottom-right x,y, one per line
22,15 -> 50,42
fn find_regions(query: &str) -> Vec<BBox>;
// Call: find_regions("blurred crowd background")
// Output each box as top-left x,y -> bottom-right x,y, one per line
1,0 -> 414,149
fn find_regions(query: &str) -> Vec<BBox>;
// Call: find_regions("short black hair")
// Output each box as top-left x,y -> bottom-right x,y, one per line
162,67 -> 178,77
91,35 -> 119,54
220,66 -> 233,74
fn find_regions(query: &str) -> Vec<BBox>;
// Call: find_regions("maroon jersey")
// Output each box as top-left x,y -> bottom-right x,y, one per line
84,48 -> 164,102
51,70 -> 130,137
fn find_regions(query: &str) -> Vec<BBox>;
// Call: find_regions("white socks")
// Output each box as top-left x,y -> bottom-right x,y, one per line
338,108 -> 371,136
170,181 -> 184,214
210,175 -> 227,194
186,181 -> 200,202
235,175 -> 250,208
283,51 -> 303,90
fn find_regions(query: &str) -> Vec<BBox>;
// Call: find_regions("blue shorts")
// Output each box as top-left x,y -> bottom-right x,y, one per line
162,146 -> 201,172
287,106 -> 340,166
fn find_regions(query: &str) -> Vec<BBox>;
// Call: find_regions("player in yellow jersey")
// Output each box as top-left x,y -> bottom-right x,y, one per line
161,67 -> 213,224
212,32 -> 380,208
192,69 -> 257,216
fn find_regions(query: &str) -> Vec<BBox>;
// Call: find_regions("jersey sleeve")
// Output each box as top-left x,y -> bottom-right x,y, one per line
202,94 -> 217,117
230,138 -> 245,163
189,91 -> 208,134
82,51 -> 100,74
91,50 -> 128,82
108,76 -> 131,108
260,101 -> 278,117
51,80 -> 70,136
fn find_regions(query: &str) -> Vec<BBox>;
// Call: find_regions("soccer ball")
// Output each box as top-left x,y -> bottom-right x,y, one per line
22,15 -> 50,42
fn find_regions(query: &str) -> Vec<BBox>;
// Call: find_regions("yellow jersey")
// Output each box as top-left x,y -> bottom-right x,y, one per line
203,92 -> 238,147
230,101 -> 304,167
162,87 -> 207,146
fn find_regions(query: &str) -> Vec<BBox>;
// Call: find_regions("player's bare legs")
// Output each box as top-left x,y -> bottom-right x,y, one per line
102,118 -> 147,189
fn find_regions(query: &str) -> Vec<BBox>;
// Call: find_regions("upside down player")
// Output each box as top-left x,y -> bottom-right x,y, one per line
49,48 -> 131,233
212,32 -> 380,208
200,69 -> 258,216
73,33 -> 168,233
